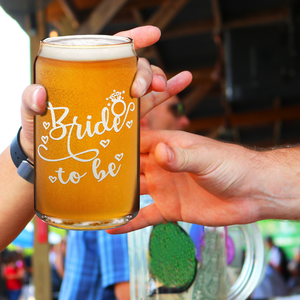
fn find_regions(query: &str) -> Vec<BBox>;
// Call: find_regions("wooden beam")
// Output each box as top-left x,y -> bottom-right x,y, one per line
225,6 -> 288,30
166,67 -> 215,84
273,97 -> 282,143
26,3 -> 52,299
162,6 -> 289,40
131,6 -> 144,25
26,8 -> 47,83
34,217 -> 51,300
210,0 -> 222,30
137,0 -> 189,58
187,104 -> 300,132
146,0 -> 189,31
76,0 -> 128,34
46,0 -> 65,23
125,0 -> 166,10
207,127 -> 223,139
131,7 -> 166,69
52,15 -> 76,35
183,83 -> 216,114
57,0 -> 80,29
241,138 -> 300,148
162,19 -> 215,39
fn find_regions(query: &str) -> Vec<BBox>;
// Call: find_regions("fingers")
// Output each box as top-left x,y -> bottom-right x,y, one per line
133,62 -> 191,118
149,65 -> 168,93
140,130 -> 213,175
114,26 -> 161,50
116,26 -> 192,117
154,141 -> 217,176
132,58 -> 152,98
154,143 -> 195,173
140,145 -> 150,195
140,130 -> 183,155
132,59 -> 167,99
106,204 -> 167,234
140,71 -> 192,117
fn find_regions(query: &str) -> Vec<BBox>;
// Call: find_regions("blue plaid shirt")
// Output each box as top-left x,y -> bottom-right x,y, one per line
59,230 -> 129,300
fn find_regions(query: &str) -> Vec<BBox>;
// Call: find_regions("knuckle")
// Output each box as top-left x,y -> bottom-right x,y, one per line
176,147 -> 189,171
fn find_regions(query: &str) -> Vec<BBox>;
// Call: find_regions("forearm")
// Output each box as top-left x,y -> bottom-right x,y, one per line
251,147 -> 300,221
114,281 -> 130,300
0,145 -> 35,250
55,255 -> 64,278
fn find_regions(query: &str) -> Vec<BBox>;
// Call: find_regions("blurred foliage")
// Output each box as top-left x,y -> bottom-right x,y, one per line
258,220 -> 300,259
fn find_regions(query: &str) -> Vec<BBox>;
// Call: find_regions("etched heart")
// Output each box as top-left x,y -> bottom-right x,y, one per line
126,120 -> 133,129
115,153 -> 124,161
43,122 -> 50,130
41,136 -> 48,144
100,139 -> 110,148
49,176 -> 57,183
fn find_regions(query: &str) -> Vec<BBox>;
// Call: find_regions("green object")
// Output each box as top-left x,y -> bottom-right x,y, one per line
258,220 -> 300,259
149,222 -> 197,291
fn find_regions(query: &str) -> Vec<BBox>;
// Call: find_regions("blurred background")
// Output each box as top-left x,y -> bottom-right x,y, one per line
1,0 -> 300,299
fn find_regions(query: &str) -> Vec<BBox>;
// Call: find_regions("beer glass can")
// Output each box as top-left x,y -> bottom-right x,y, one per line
34,35 -> 139,230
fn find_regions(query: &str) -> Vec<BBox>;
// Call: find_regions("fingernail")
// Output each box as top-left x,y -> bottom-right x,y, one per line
137,78 -> 148,97
165,144 -> 174,163
157,75 -> 166,88
32,87 -> 42,112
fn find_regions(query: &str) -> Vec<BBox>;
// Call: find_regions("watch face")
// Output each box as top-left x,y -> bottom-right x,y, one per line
17,161 -> 34,184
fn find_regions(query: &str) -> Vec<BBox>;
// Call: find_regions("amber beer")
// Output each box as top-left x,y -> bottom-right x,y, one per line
34,35 -> 139,230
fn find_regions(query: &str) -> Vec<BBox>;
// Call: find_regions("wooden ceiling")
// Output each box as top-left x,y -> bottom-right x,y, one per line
2,0 -> 300,147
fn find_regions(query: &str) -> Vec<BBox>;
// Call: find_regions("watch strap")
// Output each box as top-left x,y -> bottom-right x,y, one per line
10,127 -> 34,184
10,127 -> 28,168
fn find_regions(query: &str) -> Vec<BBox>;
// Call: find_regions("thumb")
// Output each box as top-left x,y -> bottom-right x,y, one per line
21,84 -> 47,120
154,142 -> 203,174
20,84 -> 47,160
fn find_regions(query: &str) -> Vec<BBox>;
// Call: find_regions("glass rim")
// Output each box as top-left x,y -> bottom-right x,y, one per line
227,223 -> 266,300
41,34 -> 133,48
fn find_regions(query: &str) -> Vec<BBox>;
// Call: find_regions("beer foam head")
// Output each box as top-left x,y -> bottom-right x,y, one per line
39,35 -> 136,61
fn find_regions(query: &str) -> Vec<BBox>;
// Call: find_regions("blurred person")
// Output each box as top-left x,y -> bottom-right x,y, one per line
50,239 -> 66,300
21,252 -> 33,300
266,236 -> 290,283
286,248 -> 300,295
250,265 -> 289,299
287,260 -> 300,295
0,249 -> 9,300
55,239 -> 66,281
140,95 -> 189,131
3,251 -> 24,300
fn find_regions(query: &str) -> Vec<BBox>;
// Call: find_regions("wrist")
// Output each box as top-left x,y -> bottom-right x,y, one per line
256,148 -> 300,221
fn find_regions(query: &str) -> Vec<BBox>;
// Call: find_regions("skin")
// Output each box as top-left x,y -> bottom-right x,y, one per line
108,130 -> 300,235
0,25 -> 192,300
